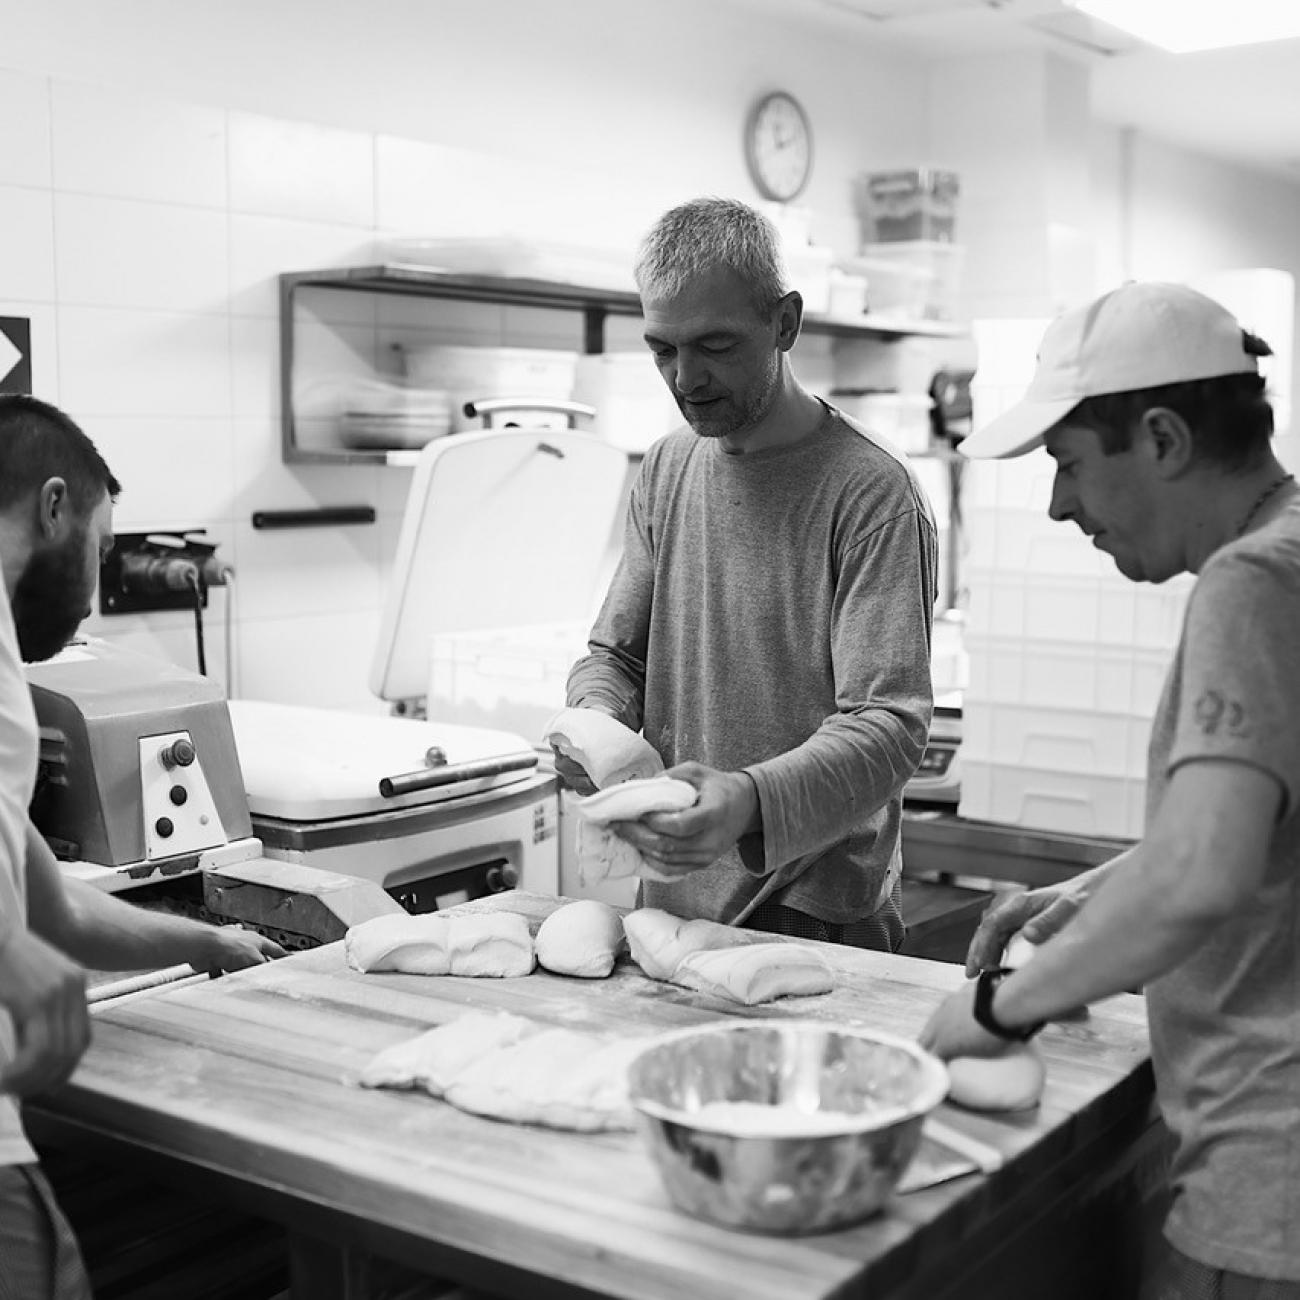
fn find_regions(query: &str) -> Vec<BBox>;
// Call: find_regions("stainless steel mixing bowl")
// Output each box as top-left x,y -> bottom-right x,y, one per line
627,1019 -> 948,1235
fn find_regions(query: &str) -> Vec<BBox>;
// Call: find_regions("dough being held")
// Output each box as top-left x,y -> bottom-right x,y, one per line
946,1046 -> 1046,1112
544,708 -> 663,788
672,943 -> 834,1006
573,778 -> 698,887
345,912 -> 534,978
623,907 -> 749,981
536,900 -> 625,978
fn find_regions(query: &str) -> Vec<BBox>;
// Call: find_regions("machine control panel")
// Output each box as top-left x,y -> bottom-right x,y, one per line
139,730 -> 228,860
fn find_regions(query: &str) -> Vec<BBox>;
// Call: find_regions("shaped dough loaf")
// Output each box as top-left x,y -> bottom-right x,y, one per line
345,912 -> 534,977
536,900 -> 624,978
946,1045 -> 1046,1112
622,907 -> 751,981
543,708 -> 663,788
672,942 -> 834,1006
360,1012 -> 536,1093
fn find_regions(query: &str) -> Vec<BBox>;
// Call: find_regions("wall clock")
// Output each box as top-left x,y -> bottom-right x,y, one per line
744,91 -> 813,203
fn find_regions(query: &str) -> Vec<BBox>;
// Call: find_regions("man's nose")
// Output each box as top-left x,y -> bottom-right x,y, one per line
673,352 -> 707,396
1047,474 -> 1074,523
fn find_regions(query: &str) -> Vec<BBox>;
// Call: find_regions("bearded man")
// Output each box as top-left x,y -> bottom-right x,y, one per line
556,198 -> 937,951
0,395 -> 283,1299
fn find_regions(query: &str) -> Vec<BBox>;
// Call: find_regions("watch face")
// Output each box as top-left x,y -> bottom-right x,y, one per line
746,92 -> 812,203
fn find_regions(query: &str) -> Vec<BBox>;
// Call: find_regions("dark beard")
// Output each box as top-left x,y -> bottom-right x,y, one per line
12,529 -> 92,663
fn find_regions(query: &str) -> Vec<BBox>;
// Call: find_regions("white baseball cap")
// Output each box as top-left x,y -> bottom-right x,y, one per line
960,281 -> 1260,459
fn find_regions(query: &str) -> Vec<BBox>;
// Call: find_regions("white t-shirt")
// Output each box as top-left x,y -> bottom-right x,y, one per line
0,577 -> 39,1165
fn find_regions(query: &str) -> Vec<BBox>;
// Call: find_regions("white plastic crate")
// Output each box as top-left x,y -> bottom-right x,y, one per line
427,621 -> 590,743
965,631 -> 1172,720
961,700 -> 1149,779
966,568 -> 1192,653
965,505 -> 1110,577
959,757 -> 1143,840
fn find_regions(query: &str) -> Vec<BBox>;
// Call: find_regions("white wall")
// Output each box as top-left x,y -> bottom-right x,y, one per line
2,0 -> 1299,712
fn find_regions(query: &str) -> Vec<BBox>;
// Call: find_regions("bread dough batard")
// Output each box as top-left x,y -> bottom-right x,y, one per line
623,907 -> 750,981
345,913 -> 450,975
536,900 -> 625,978
946,1046 -> 1046,1112
345,912 -> 534,977
671,942 -> 835,1006
575,819 -> 677,887
359,1011 -> 536,1093
543,707 -> 663,789
574,777 -> 698,825
443,1028 -> 642,1132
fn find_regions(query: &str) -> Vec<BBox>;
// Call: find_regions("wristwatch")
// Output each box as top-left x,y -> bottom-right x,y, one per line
972,967 -> 1045,1042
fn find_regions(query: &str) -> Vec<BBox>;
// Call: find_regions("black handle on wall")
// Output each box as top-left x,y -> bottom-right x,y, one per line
251,506 -> 377,530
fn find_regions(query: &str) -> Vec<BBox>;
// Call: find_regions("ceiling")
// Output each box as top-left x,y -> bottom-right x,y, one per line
743,0 -> 1300,182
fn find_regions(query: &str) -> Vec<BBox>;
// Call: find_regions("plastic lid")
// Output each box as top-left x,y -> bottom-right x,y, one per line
369,427 -> 630,703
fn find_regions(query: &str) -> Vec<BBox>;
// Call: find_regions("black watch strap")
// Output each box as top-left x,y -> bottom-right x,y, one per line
973,967 -> 1045,1042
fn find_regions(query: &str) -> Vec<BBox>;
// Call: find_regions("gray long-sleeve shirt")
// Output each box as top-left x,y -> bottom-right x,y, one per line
567,403 -> 937,925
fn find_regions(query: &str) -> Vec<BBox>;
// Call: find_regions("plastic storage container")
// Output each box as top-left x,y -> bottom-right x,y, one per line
959,757 -> 1144,840
854,241 -> 963,321
400,344 -> 579,432
856,169 -> 960,244
572,352 -> 681,453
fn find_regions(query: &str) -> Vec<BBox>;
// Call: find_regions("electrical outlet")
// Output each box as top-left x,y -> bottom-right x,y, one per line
100,530 -> 219,616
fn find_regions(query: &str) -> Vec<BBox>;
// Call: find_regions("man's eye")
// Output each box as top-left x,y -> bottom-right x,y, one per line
650,347 -> 675,362
702,342 -> 733,356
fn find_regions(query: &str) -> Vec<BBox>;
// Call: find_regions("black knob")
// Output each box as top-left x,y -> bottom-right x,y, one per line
484,863 -> 520,893
161,738 -> 195,769
155,817 -> 174,838
169,785 -> 188,806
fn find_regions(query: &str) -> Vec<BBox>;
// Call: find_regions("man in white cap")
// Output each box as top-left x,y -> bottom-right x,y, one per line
920,282 -> 1300,1298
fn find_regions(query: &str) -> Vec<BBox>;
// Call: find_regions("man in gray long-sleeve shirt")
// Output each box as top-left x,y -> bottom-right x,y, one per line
561,197 -> 937,951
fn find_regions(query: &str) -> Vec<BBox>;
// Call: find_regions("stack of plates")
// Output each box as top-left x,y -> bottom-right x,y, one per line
338,384 -> 452,450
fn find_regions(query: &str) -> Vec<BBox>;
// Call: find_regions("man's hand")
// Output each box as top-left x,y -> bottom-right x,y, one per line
917,979 -> 1008,1061
965,881 -> 1087,977
609,762 -> 759,878
190,925 -> 286,977
550,748 -> 598,797
0,928 -> 90,1097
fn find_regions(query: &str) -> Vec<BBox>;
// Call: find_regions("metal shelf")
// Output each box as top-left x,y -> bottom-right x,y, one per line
279,264 -> 967,464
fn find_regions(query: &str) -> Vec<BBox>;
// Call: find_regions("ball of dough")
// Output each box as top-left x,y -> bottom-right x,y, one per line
946,1046 -> 1046,1112
536,900 -> 624,978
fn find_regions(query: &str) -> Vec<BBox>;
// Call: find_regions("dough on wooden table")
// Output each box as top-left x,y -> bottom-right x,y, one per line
536,900 -> 624,978
623,907 -> 749,981
359,1012 -> 536,1093
543,708 -> 663,788
444,1028 -> 643,1132
671,942 -> 834,1006
946,1046 -> 1046,1112
345,912 -> 534,977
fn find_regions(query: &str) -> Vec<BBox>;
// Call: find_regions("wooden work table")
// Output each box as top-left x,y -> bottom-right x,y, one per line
32,891 -> 1162,1300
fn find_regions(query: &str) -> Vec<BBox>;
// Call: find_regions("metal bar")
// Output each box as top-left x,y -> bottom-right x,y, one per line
378,751 -> 538,799
251,507 -> 377,530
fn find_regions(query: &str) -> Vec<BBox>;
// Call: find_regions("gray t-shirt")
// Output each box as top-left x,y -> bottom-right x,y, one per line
567,403 -> 937,925
1145,497 -> 1300,1279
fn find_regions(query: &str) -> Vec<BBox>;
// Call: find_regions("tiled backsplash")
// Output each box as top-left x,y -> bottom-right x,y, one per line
3,70 -> 660,712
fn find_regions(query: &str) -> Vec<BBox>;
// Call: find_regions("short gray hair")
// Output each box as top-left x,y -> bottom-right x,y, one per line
634,197 -> 789,316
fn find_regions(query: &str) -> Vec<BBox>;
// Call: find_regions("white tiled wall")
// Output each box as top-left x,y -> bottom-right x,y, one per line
4,71 -> 666,713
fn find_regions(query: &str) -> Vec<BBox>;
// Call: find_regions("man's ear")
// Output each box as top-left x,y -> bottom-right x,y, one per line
774,290 -> 803,353
1139,407 -> 1194,479
35,477 -> 72,542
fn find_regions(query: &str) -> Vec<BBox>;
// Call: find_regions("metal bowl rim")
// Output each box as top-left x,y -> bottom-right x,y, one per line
626,1018 -> 949,1132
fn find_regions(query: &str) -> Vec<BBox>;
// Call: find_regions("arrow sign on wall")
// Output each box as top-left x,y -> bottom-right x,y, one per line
0,318 -> 32,394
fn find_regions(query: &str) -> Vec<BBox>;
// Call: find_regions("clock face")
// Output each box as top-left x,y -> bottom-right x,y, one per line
745,92 -> 813,203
